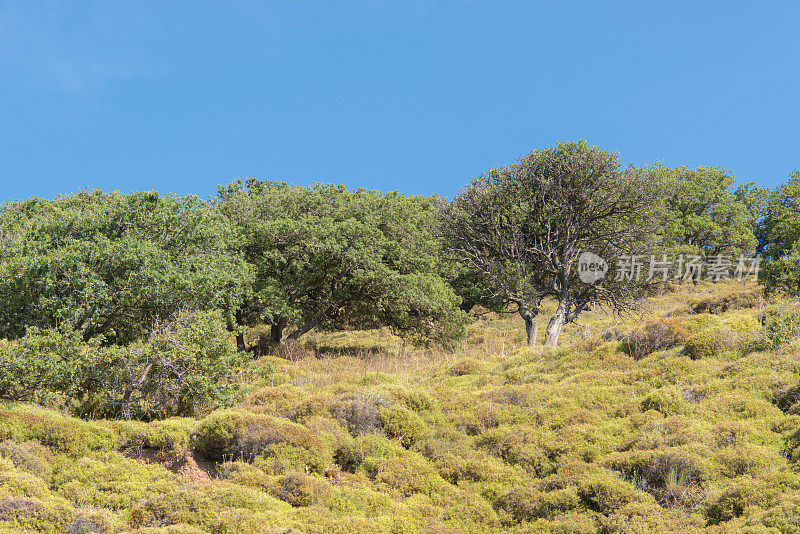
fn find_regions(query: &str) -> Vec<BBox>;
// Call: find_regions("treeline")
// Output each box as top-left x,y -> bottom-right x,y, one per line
1,140 -> 798,419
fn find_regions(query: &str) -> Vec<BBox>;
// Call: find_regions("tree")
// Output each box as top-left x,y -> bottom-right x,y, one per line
649,165 -> 759,257
757,170 -> 800,295
0,191 -> 245,344
216,180 -> 465,348
757,170 -> 800,260
443,141 -> 661,346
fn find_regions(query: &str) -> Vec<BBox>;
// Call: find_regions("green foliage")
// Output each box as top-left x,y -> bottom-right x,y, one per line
86,309 -> 244,420
442,140 -> 662,346
216,180 -> 466,347
378,405 -> 425,448
0,310 -> 243,420
651,165 -> 759,256
192,410 -> 331,474
757,170 -> 800,296
0,190 -> 245,344
760,303 -> 800,349
0,326 -> 90,409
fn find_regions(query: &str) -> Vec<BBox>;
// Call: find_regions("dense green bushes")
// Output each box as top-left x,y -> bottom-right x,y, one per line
0,311 -> 243,421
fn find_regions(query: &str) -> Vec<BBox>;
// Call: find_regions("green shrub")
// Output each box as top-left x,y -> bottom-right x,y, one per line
604,451 -> 705,510
0,441 -> 52,480
689,289 -> 763,314
378,405 -> 425,448
0,405 -> 120,456
704,477 -> 778,525
684,327 -> 739,359
493,486 -> 579,523
761,303 -> 800,349
373,455 -> 443,496
640,388 -> 684,417
192,410 -> 330,474
275,471 -> 330,507
576,470 -> 653,514
334,433 -> 406,474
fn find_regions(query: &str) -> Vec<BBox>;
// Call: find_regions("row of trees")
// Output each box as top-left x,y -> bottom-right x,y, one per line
0,141 -> 798,353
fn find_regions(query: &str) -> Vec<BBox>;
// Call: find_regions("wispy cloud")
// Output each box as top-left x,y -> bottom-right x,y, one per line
0,1 -> 154,93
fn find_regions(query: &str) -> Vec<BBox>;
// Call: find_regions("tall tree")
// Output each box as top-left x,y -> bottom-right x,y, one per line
650,165 -> 759,257
443,141 -> 661,346
216,180 -> 465,348
757,170 -> 800,295
0,191 -> 244,343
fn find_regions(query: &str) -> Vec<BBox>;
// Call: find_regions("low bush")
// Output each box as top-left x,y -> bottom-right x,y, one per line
604,451 -> 705,510
493,485 -> 579,523
275,471 -> 330,507
623,318 -> 693,359
689,289 -> 763,314
329,392 -> 389,437
378,405 -> 425,448
192,410 -> 330,474
372,455 -> 443,497
760,303 -> 800,349
576,470 -> 653,514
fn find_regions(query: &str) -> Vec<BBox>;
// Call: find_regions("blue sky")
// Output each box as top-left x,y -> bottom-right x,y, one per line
1,1 -> 798,201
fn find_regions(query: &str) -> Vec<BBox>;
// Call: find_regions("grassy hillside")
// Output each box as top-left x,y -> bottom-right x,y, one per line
2,281 -> 800,533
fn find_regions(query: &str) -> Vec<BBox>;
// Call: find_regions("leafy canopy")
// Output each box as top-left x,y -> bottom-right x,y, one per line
0,190 -> 245,344
443,141 -> 662,346
650,165 -> 761,257
216,179 -> 465,346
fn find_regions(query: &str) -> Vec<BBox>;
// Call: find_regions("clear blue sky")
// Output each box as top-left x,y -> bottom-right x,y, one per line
1,1 -> 798,201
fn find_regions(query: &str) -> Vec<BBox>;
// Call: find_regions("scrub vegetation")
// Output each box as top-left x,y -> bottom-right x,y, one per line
2,141 -> 800,532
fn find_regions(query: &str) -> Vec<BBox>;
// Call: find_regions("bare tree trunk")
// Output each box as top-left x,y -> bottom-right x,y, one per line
520,310 -> 538,346
544,301 -> 567,347
270,317 -> 288,345
233,310 -> 246,352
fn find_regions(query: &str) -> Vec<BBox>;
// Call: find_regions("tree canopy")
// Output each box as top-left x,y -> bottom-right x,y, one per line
650,165 -> 761,257
0,190 -> 244,344
216,179 -> 465,348
443,141 -> 662,346
758,170 -> 800,295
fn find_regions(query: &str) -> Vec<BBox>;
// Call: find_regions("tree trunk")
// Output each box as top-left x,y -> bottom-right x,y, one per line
544,301 -> 567,347
520,311 -> 538,346
270,317 -> 288,345
233,310 -> 245,352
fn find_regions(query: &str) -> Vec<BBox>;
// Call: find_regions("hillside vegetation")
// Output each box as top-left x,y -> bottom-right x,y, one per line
3,280 -> 800,533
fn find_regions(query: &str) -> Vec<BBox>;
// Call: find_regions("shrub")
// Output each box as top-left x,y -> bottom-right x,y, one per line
623,318 -> 692,359
640,388 -> 684,417
689,289 -> 763,314
333,433 -> 406,474
493,486 -> 579,523
0,326 -> 89,409
329,392 -> 389,437
0,405 -> 120,456
0,441 -> 52,480
378,405 -> 425,448
704,477 -> 778,525
192,411 -> 330,474
372,455 -> 443,496
275,471 -> 330,507
605,451 -> 705,510
85,310 -> 244,420
684,327 -> 739,359
576,470 -> 653,514
760,303 -> 800,349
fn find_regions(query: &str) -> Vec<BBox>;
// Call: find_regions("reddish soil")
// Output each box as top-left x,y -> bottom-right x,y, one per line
126,447 -> 216,485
